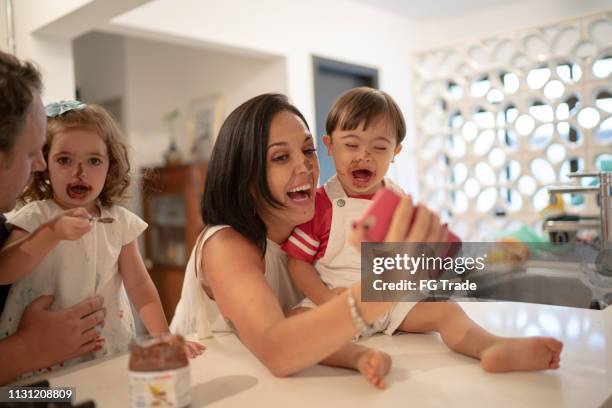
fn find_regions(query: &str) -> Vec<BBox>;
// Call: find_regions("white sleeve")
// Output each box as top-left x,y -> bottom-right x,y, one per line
5,202 -> 51,233
114,206 -> 148,246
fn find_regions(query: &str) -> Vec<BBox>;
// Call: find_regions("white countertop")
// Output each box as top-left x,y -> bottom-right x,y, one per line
17,302 -> 612,407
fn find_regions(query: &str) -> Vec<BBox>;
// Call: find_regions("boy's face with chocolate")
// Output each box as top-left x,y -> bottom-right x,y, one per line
323,115 -> 401,196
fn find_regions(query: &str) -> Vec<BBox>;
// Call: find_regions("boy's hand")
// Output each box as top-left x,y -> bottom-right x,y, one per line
47,208 -> 93,240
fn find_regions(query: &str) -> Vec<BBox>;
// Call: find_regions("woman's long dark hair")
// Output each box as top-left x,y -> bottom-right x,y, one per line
201,93 -> 309,255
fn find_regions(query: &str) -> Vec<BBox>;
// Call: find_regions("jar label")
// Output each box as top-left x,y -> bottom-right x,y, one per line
129,366 -> 191,407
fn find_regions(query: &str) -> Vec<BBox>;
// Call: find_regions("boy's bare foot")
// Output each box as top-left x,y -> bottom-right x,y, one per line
480,337 -> 563,373
356,349 -> 392,389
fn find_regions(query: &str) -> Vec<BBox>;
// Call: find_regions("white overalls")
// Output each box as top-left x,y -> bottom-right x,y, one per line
300,175 -> 416,336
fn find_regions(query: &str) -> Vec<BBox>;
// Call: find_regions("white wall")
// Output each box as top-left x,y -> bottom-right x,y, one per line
12,0 -> 92,101
107,0 -> 612,194
108,0 -> 421,192
413,0 -> 612,51
0,0 -> 9,52
13,0 -> 148,101
13,0 -> 612,195
73,32 -> 126,104
121,36 -> 286,168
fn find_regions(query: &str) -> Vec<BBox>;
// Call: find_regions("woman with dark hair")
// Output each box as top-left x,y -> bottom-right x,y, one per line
171,93 -> 443,381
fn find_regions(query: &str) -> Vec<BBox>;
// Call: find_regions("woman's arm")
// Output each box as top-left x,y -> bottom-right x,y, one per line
206,196 -> 446,377
204,228 -> 389,377
118,241 -> 168,334
287,257 -> 339,305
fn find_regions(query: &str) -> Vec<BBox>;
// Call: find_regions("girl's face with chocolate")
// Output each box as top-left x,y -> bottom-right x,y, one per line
47,128 -> 109,215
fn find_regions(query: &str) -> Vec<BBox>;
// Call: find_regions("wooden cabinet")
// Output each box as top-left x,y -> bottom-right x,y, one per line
142,163 -> 207,321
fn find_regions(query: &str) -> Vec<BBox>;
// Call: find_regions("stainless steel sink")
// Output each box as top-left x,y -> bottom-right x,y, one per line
466,262 -> 597,308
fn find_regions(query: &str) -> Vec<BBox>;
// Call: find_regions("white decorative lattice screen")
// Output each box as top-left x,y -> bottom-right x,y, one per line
412,11 -> 612,241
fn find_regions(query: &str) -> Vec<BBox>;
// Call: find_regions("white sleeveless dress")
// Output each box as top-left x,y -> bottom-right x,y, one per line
170,225 -> 303,336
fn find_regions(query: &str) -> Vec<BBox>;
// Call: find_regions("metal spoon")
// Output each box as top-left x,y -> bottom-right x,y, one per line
89,216 -> 115,224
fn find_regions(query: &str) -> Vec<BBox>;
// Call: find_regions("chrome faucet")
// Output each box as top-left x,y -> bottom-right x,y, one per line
547,172 -> 612,277
547,172 -> 612,249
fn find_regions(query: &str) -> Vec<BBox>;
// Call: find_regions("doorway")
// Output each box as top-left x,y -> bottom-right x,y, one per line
313,56 -> 379,184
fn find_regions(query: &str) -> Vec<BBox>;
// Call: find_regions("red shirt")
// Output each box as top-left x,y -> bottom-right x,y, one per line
281,186 -> 374,263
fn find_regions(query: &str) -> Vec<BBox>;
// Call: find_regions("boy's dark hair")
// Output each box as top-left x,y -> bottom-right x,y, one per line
326,87 -> 406,144
201,93 -> 310,255
0,51 -> 43,154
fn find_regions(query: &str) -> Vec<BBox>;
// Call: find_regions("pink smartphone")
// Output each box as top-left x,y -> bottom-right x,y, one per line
357,188 -> 461,247
357,188 -> 404,242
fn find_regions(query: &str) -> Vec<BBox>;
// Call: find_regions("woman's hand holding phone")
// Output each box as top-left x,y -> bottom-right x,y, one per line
350,189 -> 454,248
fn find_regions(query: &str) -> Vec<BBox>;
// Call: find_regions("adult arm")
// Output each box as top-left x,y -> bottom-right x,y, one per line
206,197 -> 447,377
204,228 -> 380,377
0,208 -> 92,284
0,295 -> 105,384
0,227 -> 56,284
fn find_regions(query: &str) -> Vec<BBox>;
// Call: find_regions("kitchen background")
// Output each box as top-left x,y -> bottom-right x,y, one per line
2,0 -> 611,318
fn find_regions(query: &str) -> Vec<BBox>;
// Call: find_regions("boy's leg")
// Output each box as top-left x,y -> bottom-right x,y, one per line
397,300 -> 563,372
287,307 -> 391,388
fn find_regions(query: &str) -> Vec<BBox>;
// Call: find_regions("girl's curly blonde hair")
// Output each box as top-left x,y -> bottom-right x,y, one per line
22,104 -> 131,207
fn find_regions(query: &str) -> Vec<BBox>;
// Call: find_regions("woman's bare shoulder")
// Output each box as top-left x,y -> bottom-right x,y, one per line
202,227 -> 263,268
206,227 -> 257,249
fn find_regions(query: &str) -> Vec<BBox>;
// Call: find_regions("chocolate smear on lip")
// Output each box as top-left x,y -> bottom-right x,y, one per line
352,169 -> 374,180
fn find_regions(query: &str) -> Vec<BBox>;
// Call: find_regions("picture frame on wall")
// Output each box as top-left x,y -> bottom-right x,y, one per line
188,94 -> 224,162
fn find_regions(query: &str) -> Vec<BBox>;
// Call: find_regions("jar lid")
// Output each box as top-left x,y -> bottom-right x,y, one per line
129,334 -> 188,371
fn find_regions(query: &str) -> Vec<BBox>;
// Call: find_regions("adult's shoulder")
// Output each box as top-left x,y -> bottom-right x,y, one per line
205,226 -> 260,256
201,226 -> 266,282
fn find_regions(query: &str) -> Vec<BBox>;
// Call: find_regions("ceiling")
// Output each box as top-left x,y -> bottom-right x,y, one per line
351,0 -> 524,19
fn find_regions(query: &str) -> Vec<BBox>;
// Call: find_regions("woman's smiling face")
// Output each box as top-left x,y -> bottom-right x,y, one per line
262,110 -> 319,229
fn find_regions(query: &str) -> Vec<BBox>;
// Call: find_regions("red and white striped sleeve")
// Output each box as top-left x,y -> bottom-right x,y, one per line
281,186 -> 332,263
282,221 -> 320,263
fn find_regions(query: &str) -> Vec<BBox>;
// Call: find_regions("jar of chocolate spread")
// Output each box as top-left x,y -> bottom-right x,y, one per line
129,334 -> 191,407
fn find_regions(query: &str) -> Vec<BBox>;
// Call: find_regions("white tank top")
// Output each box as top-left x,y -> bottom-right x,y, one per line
170,225 -> 303,336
